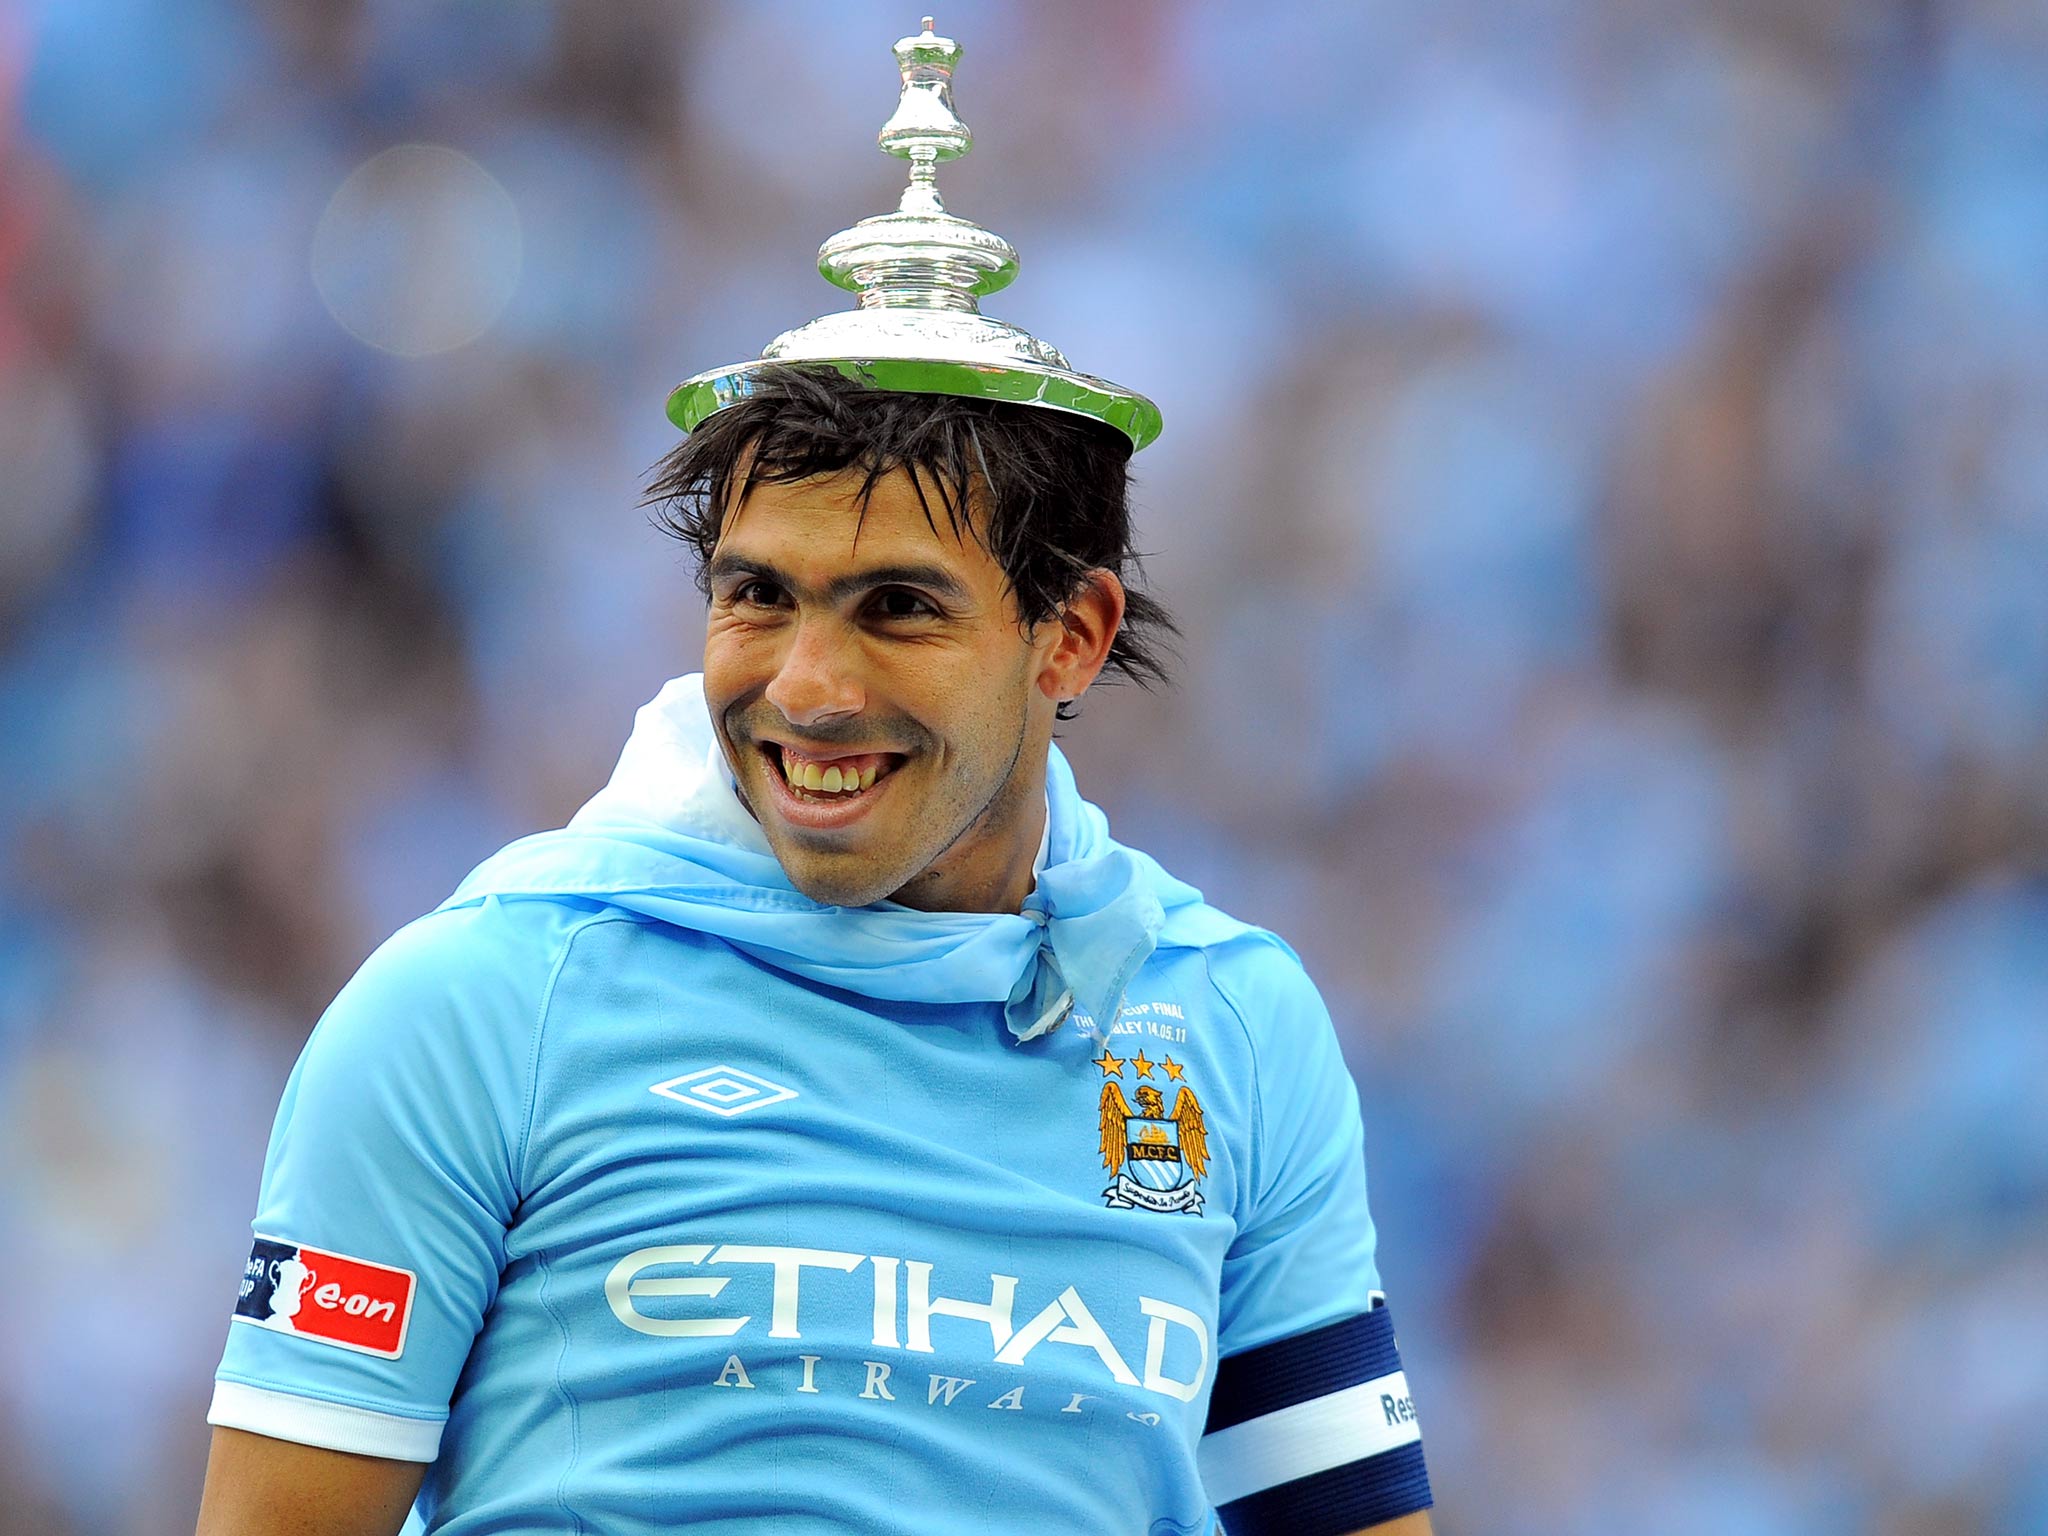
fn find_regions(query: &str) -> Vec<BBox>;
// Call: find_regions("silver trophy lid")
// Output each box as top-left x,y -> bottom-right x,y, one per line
665,18 -> 1163,453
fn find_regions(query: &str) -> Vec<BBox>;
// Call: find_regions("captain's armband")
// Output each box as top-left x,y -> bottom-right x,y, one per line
1199,1303 -> 1432,1535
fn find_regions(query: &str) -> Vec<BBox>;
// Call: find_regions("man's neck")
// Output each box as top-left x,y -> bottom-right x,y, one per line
886,776 -> 1049,916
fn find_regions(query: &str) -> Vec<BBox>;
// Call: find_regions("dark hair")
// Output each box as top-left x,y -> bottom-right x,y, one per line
644,365 -> 1176,717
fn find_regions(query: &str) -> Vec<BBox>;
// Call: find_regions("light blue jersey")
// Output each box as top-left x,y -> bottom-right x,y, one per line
211,678 -> 1431,1535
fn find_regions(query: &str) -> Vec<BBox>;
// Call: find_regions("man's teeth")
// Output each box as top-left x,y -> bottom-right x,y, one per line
781,753 -> 881,794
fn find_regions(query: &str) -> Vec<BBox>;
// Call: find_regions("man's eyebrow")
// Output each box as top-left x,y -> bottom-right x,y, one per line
705,553 -> 972,606
704,553 -> 784,589
823,563 -> 972,604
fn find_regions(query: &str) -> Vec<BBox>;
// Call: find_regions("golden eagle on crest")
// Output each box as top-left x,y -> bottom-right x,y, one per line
1098,1080 -> 1209,1180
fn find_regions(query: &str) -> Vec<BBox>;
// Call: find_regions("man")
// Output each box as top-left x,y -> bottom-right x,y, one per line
198,22 -> 1434,1536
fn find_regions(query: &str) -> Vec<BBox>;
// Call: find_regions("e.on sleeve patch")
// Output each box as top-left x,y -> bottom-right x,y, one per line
233,1235 -> 417,1359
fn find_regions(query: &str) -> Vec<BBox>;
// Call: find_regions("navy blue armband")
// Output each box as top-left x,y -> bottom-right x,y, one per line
1200,1304 -> 1432,1534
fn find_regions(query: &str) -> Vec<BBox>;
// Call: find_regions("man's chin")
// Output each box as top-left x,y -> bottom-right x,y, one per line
767,840 -> 911,910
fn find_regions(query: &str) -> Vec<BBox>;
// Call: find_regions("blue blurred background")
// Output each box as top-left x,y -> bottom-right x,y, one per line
3,1 -> 2045,1532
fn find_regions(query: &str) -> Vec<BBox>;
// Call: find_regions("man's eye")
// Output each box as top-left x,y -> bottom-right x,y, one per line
732,580 -> 783,607
872,588 -> 937,620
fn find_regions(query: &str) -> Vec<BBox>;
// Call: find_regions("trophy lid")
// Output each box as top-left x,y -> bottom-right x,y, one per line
665,18 -> 1163,453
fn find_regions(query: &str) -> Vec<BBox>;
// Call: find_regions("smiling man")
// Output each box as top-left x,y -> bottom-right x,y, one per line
197,21 -> 1434,1536
692,380 -> 1152,922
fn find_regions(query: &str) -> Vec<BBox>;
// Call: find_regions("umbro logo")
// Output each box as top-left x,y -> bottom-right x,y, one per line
650,1066 -> 798,1119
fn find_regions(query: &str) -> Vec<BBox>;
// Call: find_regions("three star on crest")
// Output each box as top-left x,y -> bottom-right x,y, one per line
1093,1049 -> 1185,1081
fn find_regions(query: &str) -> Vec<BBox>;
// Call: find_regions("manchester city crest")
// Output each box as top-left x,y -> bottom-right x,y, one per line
1095,1050 -> 1208,1215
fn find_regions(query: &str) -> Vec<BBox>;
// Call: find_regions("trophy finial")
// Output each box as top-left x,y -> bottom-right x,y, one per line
878,17 -> 970,217
664,20 -> 1163,453
818,17 -> 1013,311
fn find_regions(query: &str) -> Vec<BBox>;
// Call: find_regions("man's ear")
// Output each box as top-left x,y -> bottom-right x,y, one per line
1035,570 -> 1126,708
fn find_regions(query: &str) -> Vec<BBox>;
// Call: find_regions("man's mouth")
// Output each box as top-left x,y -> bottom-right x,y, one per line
762,743 -> 904,802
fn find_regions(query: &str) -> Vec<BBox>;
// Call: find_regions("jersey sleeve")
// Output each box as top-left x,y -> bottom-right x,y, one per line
207,900 -> 557,1462
1201,943 -> 1432,1534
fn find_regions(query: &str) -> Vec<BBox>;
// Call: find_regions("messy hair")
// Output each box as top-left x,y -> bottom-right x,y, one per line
644,365 -> 1176,717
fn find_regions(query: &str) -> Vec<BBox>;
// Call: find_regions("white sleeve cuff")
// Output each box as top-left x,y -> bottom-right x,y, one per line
207,1379 -> 444,1463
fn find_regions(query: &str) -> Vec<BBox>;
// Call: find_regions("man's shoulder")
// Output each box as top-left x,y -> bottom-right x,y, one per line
1151,889 -> 1324,1031
327,895 -> 657,1045
375,893 -> 637,977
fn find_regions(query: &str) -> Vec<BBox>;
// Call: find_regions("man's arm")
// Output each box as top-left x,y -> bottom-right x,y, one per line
1201,945 -> 1437,1534
195,1427 -> 426,1536
200,909 -> 560,1530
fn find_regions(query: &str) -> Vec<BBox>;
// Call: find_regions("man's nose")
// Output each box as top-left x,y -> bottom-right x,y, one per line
763,616 -> 865,727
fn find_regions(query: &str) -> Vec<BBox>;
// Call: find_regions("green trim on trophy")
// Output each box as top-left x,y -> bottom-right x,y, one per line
666,358 -> 1164,452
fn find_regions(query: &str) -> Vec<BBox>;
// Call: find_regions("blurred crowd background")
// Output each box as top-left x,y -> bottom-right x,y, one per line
2,1 -> 2045,1532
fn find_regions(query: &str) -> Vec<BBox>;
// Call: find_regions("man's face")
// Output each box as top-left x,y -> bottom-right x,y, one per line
701,465 -> 1067,913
